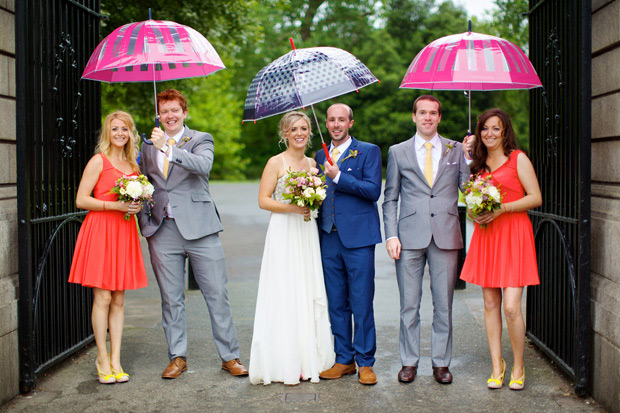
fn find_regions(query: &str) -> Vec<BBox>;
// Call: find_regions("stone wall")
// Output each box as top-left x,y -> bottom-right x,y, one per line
0,0 -> 18,406
591,0 -> 620,412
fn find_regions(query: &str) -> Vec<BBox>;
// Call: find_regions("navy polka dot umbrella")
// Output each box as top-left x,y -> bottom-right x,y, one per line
243,39 -> 378,164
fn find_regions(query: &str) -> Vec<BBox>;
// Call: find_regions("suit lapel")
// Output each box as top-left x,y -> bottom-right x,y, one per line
434,136 -> 449,183
338,137 -> 358,168
403,137 -> 428,186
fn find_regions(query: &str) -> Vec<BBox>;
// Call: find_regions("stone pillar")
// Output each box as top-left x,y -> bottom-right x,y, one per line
591,1 -> 620,412
0,0 -> 18,406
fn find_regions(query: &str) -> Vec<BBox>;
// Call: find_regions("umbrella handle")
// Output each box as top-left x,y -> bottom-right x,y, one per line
323,143 -> 333,166
141,117 -> 160,145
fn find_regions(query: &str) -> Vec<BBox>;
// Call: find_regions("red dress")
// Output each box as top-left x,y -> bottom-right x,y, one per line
68,154 -> 148,291
460,150 -> 540,288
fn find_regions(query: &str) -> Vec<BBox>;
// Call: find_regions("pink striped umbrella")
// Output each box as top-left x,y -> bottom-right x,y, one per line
400,28 -> 542,131
82,18 -> 225,140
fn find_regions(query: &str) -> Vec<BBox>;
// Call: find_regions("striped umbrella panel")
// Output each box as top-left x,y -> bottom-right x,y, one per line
243,47 -> 378,121
401,32 -> 542,90
82,20 -> 225,82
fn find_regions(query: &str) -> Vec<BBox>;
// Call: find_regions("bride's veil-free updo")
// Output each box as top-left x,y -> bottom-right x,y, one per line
278,111 -> 313,148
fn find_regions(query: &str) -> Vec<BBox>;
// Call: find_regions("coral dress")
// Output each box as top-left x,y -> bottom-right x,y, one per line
249,156 -> 335,385
460,150 -> 540,288
68,154 -> 148,291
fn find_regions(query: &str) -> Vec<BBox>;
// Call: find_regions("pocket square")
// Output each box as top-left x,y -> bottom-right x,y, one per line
347,168 -> 352,171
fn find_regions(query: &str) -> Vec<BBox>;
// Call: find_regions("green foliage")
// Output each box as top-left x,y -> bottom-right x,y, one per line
98,0 -> 535,178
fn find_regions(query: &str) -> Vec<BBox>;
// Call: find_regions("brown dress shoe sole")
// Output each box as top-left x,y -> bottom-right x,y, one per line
162,365 -> 187,379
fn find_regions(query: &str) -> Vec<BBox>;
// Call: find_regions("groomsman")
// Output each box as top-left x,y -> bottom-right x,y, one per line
315,103 -> 383,385
138,89 -> 247,379
383,95 -> 469,384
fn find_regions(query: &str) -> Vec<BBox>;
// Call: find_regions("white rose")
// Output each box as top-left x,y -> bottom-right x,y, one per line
316,188 -> 326,200
465,193 -> 482,209
120,188 -> 127,195
487,186 -> 501,202
303,187 -> 315,198
297,200 -> 305,207
125,181 -> 143,199
143,183 -> 155,197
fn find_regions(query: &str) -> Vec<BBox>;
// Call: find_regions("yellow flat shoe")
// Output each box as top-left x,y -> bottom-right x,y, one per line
509,366 -> 525,390
487,358 -> 506,389
96,359 -> 116,384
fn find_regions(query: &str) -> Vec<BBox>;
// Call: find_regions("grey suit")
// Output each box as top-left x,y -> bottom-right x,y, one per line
383,135 -> 469,368
138,126 -> 240,362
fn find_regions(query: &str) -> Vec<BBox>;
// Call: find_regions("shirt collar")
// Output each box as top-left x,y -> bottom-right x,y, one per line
414,133 -> 441,151
165,126 -> 186,144
331,136 -> 353,154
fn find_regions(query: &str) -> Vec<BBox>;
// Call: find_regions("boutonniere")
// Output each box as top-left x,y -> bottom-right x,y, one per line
443,143 -> 455,157
178,136 -> 192,148
340,150 -> 359,162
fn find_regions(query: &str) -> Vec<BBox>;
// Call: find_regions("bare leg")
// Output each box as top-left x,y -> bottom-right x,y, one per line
482,287 -> 503,378
109,290 -> 126,371
92,288 -> 112,374
503,287 -> 525,378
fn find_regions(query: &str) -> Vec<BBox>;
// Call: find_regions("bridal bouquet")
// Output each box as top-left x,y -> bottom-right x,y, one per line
282,168 -> 327,222
463,173 -> 502,228
109,174 -> 155,220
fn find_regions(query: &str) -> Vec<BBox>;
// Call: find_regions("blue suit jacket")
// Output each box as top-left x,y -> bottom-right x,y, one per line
315,137 -> 382,249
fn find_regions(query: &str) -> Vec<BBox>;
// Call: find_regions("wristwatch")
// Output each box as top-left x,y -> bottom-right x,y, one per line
159,143 -> 169,154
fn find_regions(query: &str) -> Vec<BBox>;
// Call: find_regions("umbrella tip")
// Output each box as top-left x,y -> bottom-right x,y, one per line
289,38 -> 296,50
468,20 -> 472,33
149,8 -> 152,20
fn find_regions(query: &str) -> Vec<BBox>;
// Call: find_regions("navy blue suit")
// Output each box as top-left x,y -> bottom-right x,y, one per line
315,137 -> 382,367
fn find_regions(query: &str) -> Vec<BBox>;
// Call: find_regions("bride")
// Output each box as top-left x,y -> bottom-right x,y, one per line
249,111 -> 335,385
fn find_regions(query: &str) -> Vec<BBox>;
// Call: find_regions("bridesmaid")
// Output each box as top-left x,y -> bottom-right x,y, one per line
69,111 -> 148,384
460,108 -> 542,390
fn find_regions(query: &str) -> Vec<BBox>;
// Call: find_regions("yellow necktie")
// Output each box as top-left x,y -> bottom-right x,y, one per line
331,147 -> 341,163
424,142 -> 433,187
162,138 -> 176,179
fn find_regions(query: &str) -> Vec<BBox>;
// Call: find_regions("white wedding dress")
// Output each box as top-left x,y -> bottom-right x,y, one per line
249,156 -> 335,385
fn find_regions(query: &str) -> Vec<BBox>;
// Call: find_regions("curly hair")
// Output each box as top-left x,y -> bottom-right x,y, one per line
470,108 -> 518,175
95,111 -> 140,172
278,111 -> 313,148
157,89 -> 187,112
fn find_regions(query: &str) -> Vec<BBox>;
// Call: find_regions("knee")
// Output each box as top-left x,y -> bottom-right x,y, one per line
503,303 -> 522,321
484,297 -> 501,313
110,293 -> 125,310
94,291 -> 112,308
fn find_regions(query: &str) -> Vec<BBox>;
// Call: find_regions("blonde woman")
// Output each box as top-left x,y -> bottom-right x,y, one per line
69,111 -> 148,384
249,111 -> 335,385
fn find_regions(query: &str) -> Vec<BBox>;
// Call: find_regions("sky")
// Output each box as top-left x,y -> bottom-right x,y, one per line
454,0 -> 499,19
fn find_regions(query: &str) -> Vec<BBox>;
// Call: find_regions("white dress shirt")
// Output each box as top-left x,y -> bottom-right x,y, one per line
414,133 -> 441,183
330,137 -> 353,184
157,128 -> 184,218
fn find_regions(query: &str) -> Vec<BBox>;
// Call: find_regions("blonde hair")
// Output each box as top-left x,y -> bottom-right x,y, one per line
278,111 -> 313,148
95,111 -> 140,172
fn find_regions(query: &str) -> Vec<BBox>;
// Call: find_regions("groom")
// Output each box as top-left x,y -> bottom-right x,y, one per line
138,89 -> 247,379
383,95 -> 469,384
315,103 -> 382,385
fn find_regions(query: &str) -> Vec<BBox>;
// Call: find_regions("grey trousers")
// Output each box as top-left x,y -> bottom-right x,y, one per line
147,219 -> 240,362
395,238 -> 458,367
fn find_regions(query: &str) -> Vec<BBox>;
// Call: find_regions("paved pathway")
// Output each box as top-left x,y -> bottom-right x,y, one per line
1,183 -> 603,412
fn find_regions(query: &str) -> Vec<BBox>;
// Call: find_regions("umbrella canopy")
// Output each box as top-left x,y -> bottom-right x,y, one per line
400,31 -> 542,91
243,46 -> 378,122
82,19 -> 225,83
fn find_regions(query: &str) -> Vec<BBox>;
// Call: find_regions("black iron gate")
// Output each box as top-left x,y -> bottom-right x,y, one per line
526,0 -> 591,396
16,0 -> 103,393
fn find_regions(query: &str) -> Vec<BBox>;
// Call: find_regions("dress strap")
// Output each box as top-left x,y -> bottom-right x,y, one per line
280,154 -> 288,170
306,156 -> 312,170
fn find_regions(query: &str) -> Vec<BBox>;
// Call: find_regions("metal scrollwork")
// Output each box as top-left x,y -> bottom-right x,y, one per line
542,28 -> 563,161
52,32 -> 82,158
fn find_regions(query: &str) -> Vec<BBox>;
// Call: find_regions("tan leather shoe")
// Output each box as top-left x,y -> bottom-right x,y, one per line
358,366 -> 378,385
319,363 -> 356,379
222,358 -> 249,376
162,357 -> 187,379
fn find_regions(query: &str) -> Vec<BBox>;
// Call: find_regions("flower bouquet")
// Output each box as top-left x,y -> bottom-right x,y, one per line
463,173 -> 502,228
282,168 -> 327,222
109,174 -> 155,220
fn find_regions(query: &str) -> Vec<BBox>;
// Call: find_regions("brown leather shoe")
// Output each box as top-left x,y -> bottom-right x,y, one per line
222,358 -> 249,376
358,366 -> 378,385
162,357 -> 187,379
398,366 -> 417,383
432,366 -> 453,384
319,363 -> 356,379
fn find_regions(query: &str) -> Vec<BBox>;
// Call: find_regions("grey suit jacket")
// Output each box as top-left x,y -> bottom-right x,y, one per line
382,135 -> 470,250
138,126 -> 223,240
